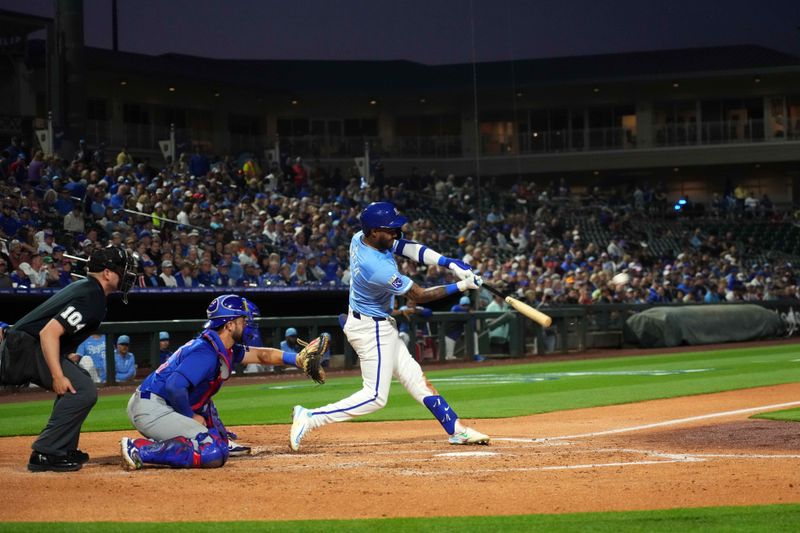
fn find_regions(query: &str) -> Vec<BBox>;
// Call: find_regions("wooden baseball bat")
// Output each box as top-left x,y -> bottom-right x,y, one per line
479,280 -> 553,328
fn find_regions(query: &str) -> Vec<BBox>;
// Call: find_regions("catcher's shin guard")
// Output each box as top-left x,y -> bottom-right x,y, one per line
423,395 -> 459,435
136,430 -> 229,468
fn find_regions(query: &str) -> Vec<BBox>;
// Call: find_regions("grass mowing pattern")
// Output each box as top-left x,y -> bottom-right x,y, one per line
0,344 -> 798,437
1,504 -> 799,532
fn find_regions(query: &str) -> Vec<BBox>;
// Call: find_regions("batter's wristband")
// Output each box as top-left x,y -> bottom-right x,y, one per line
445,283 -> 459,296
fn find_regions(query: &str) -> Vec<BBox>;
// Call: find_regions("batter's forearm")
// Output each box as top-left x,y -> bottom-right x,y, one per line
407,285 -> 450,304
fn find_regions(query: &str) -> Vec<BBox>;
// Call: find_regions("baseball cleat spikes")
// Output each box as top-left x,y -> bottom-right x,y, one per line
289,405 -> 312,451
120,437 -> 142,470
448,427 -> 490,445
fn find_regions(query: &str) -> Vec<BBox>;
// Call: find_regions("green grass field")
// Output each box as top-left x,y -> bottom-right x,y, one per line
1,504 -> 799,532
1,343 -> 798,437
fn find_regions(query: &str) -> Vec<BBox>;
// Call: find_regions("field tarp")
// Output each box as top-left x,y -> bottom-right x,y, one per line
623,304 -> 784,348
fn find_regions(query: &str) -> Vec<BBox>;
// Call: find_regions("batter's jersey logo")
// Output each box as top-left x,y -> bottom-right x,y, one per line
389,275 -> 403,290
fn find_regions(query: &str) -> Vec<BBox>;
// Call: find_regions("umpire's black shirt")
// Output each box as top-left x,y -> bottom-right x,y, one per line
12,277 -> 107,355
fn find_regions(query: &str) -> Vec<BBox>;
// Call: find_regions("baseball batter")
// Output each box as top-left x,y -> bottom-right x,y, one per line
290,201 -> 489,450
121,294 -> 325,469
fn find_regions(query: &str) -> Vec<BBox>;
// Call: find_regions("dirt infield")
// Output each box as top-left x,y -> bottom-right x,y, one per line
0,382 -> 799,522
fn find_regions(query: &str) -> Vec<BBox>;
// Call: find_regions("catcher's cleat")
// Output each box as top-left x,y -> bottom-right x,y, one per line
228,439 -> 251,456
120,437 -> 142,470
289,405 -> 312,451
448,427 -> 490,445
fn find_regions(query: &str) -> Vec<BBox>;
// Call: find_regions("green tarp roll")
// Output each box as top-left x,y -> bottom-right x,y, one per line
623,304 -> 784,348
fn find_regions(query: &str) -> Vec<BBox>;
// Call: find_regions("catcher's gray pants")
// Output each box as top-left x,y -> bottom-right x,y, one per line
127,389 -> 207,441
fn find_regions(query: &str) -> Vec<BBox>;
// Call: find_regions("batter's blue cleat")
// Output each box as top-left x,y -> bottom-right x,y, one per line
290,405 -> 312,451
120,437 -> 142,470
448,427 -> 490,445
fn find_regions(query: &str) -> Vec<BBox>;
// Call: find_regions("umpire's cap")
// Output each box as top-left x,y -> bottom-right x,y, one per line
359,202 -> 407,232
285,327 -> 297,338
204,294 -> 249,329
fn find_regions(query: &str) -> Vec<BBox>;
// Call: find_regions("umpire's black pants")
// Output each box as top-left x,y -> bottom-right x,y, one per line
1,330 -> 98,455
33,358 -> 98,455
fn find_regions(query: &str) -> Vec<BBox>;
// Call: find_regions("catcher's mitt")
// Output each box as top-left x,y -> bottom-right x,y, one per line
296,332 -> 329,384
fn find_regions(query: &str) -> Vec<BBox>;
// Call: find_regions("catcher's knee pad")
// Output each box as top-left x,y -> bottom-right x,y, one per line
137,429 -> 229,468
423,395 -> 459,434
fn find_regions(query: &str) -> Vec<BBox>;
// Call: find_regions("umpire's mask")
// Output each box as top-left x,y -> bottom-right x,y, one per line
87,245 -> 138,304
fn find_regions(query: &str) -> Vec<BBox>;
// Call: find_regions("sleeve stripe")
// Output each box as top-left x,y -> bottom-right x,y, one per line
395,239 -> 406,255
418,246 -> 428,264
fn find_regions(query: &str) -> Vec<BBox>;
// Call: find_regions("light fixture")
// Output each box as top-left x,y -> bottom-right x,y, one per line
754,77 -> 761,83
419,98 -> 427,104
516,92 -> 523,97
369,99 -> 377,105
592,87 -> 600,93
532,132 -> 539,137
291,99 -> 299,105
120,80 -> 128,86
593,170 -> 600,176
168,87 -> 176,92
672,82 -> 680,88
673,167 -> 680,172
213,91 -> 221,97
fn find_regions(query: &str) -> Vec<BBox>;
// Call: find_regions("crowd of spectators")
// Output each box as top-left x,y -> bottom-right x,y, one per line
1,134 -> 799,310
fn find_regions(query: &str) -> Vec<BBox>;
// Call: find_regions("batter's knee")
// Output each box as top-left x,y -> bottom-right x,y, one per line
372,395 -> 388,410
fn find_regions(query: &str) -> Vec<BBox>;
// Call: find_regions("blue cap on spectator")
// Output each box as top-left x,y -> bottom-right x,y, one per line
159,331 -> 169,341
255,193 -> 267,199
140,230 -> 151,238
53,245 -> 65,252
285,327 -> 297,338
459,296 -> 471,306
117,335 -> 130,345
142,260 -> 155,267
217,260 -> 228,267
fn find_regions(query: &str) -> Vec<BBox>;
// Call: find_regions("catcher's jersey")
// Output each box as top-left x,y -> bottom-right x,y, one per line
348,230 -> 412,318
11,277 -> 107,355
141,335 -> 245,412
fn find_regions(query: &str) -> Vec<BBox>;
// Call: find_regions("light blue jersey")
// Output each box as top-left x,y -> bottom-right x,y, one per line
348,230 -> 412,317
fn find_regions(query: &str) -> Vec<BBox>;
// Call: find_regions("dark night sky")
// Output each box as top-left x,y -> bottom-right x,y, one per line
3,0 -> 800,64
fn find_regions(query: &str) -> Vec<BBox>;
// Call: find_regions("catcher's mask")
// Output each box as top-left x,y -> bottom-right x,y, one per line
204,294 -> 249,330
241,297 -> 262,346
87,245 -> 137,304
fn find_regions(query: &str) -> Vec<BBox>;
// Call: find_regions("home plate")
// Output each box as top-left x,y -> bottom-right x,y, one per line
434,451 -> 499,457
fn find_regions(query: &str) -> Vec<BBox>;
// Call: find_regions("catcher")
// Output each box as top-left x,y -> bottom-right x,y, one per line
120,294 -> 327,470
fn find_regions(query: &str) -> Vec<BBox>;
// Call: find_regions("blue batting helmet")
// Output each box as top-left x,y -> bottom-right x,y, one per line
359,202 -> 407,232
204,294 -> 249,329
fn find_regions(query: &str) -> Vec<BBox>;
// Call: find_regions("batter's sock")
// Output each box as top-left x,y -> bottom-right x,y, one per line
423,395 -> 459,435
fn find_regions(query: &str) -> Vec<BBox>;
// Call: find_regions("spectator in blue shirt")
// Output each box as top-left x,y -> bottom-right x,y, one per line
158,331 -> 172,365
189,146 -> 210,178
76,333 -> 107,383
444,296 -> 484,362
115,335 -> 137,383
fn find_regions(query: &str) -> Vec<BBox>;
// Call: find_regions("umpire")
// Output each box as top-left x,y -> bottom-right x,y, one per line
0,245 -> 136,472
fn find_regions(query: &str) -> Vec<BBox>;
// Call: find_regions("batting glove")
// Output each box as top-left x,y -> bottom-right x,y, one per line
456,277 -> 480,291
439,257 -> 473,281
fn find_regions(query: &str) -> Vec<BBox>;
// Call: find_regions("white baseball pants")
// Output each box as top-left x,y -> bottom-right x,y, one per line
305,309 -> 435,430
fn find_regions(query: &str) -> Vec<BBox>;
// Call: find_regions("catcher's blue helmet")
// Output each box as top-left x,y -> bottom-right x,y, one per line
241,298 -> 262,346
359,202 -> 407,232
204,294 -> 249,329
